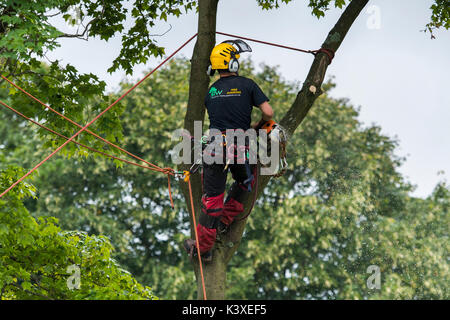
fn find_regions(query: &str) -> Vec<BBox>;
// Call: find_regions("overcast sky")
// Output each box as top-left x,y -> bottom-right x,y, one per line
47,0 -> 450,198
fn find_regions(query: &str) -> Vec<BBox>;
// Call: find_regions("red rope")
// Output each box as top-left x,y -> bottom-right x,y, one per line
1,99 -> 176,207
0,100 -> 167,173
216,31 -> 317,55
216,31 -> 334,63
0,74 -> 161,172
0,33 -> 197,199
0,30 -> 325,297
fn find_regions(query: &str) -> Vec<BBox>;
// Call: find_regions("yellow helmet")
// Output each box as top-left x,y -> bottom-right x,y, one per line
207,40 -> 252,76
210,43 -> 240,70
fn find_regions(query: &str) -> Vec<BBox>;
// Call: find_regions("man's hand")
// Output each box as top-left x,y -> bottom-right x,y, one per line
251,119 -> 265,129
252,101 -> 274,129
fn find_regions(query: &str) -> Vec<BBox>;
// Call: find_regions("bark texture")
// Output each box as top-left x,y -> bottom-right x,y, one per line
181,0 -> 223,300
182,0 -> 218,225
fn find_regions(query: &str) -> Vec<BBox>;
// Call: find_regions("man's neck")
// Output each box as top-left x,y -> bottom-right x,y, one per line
219,72 -> 237,78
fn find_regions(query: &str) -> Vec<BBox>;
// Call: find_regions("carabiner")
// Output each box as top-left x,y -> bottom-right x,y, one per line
183,170 -> 191,182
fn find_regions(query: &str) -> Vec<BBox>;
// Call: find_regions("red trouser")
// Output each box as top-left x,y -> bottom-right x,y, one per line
196,162 -> 254,254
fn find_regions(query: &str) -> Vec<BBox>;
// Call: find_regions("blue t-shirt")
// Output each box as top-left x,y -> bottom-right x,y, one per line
204,76 -> 269,131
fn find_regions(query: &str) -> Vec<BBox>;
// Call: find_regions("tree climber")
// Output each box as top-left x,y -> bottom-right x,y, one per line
184,40 -> 274,262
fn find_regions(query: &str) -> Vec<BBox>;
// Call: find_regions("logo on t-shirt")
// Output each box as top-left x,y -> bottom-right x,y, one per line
226,88 -> 242,96
209,87 -> 223,98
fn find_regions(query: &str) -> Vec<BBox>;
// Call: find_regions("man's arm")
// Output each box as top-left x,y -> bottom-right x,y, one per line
259,101 -> 274,121
252,101 -> 274,129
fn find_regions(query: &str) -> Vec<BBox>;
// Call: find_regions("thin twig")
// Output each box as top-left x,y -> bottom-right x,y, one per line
57,18 -> 96,41
149,24 -> 173,37
9,283 -> 54,300
45,10 -> 62,18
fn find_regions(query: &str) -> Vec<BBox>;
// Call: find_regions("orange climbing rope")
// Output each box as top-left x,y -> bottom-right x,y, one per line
0,99 -> 177,207
0,31 -> 332,299
187,179 -> 207,300
0,33 -> 197,199
0,100 -> 162,173
0,82 -> 177,207
0,75 -> 164,174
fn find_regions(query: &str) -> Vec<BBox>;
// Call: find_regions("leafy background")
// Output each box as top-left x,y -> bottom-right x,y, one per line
1,0 -> 449,300
1,58 -> 448,299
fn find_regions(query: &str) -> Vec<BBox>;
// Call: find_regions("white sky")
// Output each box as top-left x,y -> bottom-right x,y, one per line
47,0 -> 450,198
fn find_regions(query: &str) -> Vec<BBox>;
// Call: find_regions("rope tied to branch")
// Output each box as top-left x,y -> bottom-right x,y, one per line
313,48 -> 335,64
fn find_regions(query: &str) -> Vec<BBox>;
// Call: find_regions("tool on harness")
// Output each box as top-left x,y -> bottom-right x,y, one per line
256,120 -> 288,178
221,135 -> 255,191
260,119 -> 277,134
174,170 -> 191,182
183,171 -> 190,182
176,158 -> 203,182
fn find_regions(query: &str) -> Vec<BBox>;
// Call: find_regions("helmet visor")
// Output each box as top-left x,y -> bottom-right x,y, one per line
221,39 -> 252,54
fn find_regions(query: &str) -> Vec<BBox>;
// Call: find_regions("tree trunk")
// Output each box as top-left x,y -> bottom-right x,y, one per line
182,0 -> 221,300
183,0 -> 369,300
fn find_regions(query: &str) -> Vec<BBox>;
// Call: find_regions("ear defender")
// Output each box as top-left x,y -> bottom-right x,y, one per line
206,64 -> 216,76
228,58 -> 239,73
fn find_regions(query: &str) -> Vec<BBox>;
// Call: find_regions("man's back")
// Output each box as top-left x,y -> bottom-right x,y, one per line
205,75 -> 268,131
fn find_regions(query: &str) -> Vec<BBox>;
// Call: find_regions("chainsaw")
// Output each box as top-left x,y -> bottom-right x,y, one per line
257,120 -> 288,178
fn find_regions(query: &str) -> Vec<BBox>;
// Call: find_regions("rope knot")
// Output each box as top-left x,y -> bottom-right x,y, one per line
314,48 -> 335,64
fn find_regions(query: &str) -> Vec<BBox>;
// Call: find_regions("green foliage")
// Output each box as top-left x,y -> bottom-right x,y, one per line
425,0 -> 450,38
256,0 -> 348,18
1,0 -> 449,301
1,0 -> 447,160
108,0 -> 196,74
256,0 -> 450,27
2,58 -> 446,299
0,0 -> 196,160
13,59 -> 197,299
0,0 -> 195,73
0,163 -> 156,299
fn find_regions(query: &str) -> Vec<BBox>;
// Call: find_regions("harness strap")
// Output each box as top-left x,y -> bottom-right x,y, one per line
199,214 -> 222,229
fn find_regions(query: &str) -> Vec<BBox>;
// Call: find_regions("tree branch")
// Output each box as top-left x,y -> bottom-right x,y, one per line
57,18 -> 96,41
181,0 -> 219,299
9,283 -> 54,300
223,0 -> 370,262
281,0 -> 370,135
45,10 -> 62,18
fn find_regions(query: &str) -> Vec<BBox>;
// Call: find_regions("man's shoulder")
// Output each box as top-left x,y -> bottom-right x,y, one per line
233,76 -> 259,88
209,76 -> 258,88
236,75 -> 254,82
207,79 -> 223,94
